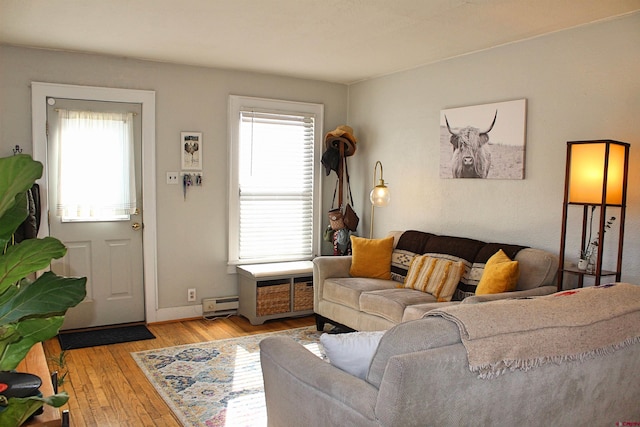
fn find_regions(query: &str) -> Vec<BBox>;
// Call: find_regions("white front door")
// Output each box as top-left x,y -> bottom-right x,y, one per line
47,98 -> 145,329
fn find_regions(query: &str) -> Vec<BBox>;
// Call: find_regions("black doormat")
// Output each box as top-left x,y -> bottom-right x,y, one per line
58,324 -> 155,350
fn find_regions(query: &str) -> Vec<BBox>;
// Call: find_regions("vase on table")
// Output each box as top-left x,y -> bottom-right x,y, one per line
586,250 -> 597,274
577,258 -> 588,271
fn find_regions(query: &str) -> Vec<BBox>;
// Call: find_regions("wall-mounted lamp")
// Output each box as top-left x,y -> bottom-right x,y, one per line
370,161 -> 390,238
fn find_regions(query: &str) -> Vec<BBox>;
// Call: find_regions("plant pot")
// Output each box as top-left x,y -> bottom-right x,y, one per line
577,258 -> 588,270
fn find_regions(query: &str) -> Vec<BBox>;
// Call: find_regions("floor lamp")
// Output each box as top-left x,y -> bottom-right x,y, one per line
369,161 -> 390,238
557,139 -> 630,290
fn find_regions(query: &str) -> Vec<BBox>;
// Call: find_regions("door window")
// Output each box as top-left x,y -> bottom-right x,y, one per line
55,109 -> 137,222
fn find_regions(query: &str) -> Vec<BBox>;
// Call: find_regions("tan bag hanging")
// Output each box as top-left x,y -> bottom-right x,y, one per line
328,180 -> 345,231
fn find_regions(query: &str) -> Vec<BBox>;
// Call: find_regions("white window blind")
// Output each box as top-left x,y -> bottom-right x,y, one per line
229,96 -> 323,265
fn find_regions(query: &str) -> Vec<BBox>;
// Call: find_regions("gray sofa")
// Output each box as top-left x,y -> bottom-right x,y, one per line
260,283 -> 640,426
314,230 -> 559,331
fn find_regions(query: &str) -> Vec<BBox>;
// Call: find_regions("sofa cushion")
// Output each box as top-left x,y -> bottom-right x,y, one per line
320,330 -> 386,379
423,235 -> 485,263
513,248 -> 558,291
323,277 -> 397,310
403,255 -> 465,302
457,242 -> 527,299
476,249 -> 520,295
350,235 -> 394,279
359,288 -> 437,323
390,231 -> 435,283
421,235 -> 485,299
390,248 -> 418,283
401,301 -> 459,322
476,243 -> 528,263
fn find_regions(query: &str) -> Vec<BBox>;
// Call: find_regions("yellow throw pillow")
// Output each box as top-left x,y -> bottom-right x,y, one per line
404,255 -> 465,302
475,249 -> 520,295
350,236 -> 394,279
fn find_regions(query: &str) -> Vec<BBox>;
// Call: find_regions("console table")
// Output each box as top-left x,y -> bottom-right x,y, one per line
237,261 -> 314,325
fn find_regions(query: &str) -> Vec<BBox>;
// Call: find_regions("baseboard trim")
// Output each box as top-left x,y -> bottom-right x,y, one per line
155,304 -> 203,323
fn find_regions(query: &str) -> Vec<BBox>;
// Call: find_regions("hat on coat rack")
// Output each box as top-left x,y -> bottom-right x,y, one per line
321,145 -> 341,176
325,125 -> 357,157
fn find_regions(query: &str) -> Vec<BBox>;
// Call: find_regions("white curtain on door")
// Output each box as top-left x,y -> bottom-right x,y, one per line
55,109 -> 137,220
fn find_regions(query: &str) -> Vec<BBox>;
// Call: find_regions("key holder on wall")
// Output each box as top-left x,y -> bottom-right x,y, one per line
181,172 -> 203,200
179,131 -> 203,200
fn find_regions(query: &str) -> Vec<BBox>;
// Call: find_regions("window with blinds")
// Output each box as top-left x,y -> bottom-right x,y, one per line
228,96 -> 323,265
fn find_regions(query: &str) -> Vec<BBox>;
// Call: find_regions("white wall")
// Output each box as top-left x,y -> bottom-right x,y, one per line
1,12 -> 638,322
347,13 -> 640,286
0,45 -> 348,318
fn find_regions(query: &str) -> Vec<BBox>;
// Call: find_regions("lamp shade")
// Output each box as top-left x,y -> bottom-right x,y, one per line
370,185 -> 390,207
568,141 -> 627,205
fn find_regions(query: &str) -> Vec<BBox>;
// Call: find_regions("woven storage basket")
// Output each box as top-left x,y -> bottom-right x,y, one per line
256,282 -> 290,316
293,279 -> 314,312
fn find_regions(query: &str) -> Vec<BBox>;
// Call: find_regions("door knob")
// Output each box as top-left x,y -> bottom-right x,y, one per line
132,223 -> 142,231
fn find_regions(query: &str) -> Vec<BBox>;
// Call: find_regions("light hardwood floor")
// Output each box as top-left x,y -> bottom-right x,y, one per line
42,314 -> 316,426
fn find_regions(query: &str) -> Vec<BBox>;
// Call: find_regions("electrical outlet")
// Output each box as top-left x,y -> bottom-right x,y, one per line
167,172 -> 179,185
187,288 -> 196,302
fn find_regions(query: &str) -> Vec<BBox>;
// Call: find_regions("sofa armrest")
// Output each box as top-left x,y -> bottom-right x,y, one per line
260,336 -> 378,426
514,248 -> 559,290
376,344 -> 470,427
313,256 -> 353,311
462,285 -> 557,304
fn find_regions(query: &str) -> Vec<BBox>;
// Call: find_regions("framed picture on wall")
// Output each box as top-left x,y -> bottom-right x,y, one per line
181,131 -> 203,170
439,99 -> 527,179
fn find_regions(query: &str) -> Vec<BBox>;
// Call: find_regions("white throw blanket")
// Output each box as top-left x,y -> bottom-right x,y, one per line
427,283 -> 640,378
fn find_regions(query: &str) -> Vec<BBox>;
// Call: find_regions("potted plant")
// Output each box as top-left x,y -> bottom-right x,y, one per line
0,154 -> 86,426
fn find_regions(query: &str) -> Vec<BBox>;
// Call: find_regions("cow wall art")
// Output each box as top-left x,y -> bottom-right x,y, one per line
439,99 -> 527,179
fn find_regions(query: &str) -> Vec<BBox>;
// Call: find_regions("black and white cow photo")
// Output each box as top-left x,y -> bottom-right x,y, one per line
439,99 -> 526,179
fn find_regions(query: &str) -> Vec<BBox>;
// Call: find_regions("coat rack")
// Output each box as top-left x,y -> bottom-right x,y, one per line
324,125 -> 357,209
337,141 -> 346,207
323,125 -> 358,256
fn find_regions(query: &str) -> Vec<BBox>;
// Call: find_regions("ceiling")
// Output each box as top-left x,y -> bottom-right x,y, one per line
1,0 -> 639,84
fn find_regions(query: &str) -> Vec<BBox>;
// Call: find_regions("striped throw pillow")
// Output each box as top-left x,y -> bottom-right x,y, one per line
403,255 -> 465,302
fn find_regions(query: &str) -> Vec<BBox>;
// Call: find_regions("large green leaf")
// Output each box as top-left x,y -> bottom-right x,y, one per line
0,392 -> 69,427
0,324 -> 20,364
0,316 -> 66,371
0,155 -> 42,220
0,283 -> 19,308
0,237 -> 67,295
0,191 -> 28,248
0,272 -> 86,324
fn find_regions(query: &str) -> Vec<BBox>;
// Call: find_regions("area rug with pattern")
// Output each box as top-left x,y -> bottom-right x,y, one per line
131,326 -> 326,427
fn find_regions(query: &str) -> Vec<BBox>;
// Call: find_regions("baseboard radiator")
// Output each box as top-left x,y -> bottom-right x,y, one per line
202,295 -> 239,317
